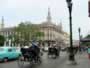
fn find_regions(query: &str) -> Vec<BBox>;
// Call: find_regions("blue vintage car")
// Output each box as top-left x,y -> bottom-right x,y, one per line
0,46 -> 21,62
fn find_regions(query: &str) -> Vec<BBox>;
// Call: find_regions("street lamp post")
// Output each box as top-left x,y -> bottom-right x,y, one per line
66,0 -> 76,64
78,28 -> 81,52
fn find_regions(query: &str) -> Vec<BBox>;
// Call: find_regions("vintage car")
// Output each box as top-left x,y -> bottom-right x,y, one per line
0,46 -> 21,62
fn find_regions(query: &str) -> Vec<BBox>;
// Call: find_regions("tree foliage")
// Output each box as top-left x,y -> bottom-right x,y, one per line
13,22 -> 44,46
86,35 -> 90,38
81,34 -> 90,46
0,35 -> 5,46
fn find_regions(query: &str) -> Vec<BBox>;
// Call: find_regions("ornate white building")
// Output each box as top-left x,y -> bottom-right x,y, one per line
37,8 -> 69,47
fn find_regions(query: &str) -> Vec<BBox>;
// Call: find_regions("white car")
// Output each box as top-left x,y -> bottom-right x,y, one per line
44,46 -> 48,51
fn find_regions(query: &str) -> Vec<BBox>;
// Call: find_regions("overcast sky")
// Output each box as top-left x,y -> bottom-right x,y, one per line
0,0 -> 89,40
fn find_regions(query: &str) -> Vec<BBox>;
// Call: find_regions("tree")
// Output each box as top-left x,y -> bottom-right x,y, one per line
0,35 -> 5,46
81,34 -> 90,46
14,22 -> 44,46
86,35 -> 90,38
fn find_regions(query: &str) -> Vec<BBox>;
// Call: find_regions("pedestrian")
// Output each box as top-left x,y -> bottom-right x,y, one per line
87,47 -> 90,59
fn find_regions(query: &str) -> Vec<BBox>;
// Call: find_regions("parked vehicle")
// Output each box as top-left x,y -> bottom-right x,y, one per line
0,46 -> 21,62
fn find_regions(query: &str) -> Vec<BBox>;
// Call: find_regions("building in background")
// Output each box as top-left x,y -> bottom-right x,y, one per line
0,8 -> 69,48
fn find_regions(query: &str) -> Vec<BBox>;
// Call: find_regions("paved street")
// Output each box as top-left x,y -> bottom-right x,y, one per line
0,51 -> 67,68
0,52 -> 90,68
62,52 -> 90,68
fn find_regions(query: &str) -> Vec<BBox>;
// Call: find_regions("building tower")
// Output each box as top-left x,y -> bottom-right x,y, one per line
47,8 -> 52,22
60,22 -> 63,31
1,16 -> 4,30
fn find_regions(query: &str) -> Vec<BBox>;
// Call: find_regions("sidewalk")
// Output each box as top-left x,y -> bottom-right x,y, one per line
61,52 -> 90,68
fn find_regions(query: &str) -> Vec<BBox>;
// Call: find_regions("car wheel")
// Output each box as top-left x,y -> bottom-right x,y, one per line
4,58 -> 8,62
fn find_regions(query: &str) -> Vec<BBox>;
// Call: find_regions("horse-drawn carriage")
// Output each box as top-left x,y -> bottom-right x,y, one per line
48,46 -> 60,58
17,46 -> 42,68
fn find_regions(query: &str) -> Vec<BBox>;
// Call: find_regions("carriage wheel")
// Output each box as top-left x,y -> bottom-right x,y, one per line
17,56 -> 24,68
37,57 -> 42,64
